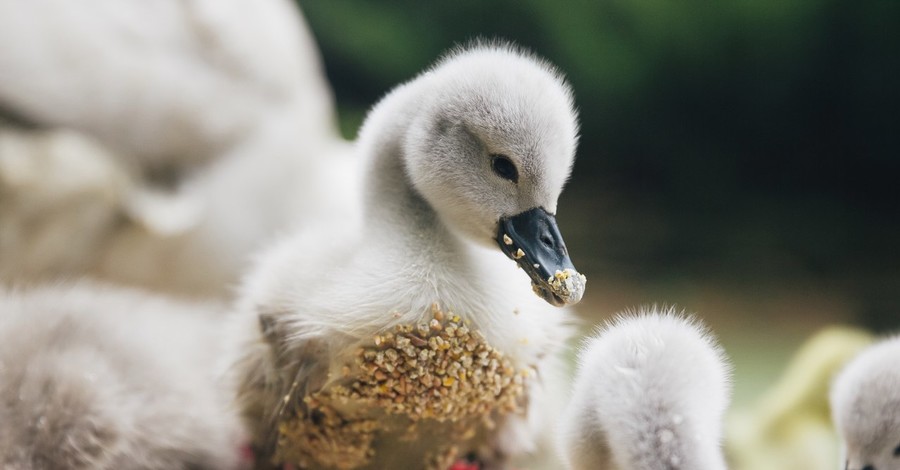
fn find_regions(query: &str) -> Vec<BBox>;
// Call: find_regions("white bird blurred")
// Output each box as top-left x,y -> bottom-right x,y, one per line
0,0 -> 334,170
0,283 -> 247,469
831,335 -> 900,470
558,309 -> 732,470
0,0 -> 361,298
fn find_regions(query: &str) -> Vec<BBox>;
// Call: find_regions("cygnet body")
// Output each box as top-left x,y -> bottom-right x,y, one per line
0,283 -> 245,469
230,44 -> 584,469
831,335 -> 900,470
558,309 -> 731,470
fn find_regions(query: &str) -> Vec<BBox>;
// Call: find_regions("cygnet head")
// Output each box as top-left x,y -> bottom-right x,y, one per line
559,308 -> 732,470
831,336 -> 900,470
372,43 -> 584,305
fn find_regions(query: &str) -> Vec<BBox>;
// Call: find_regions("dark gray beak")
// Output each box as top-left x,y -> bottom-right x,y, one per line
496,207 -> 586,307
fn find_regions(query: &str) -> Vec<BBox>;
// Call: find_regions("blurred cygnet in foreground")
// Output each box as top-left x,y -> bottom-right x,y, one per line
831,335 -> 900,470
0,0 -> 360,298
559,309 -> 732,470
0,283 -> 246,469
0,0 -> 334,171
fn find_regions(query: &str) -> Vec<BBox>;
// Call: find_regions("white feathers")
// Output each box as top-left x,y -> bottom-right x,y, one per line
0,283 -> 245,469
231,44 -> 581,467
559,308 -> 732,470
830,335 -> 900,470
237,43 -> 580,353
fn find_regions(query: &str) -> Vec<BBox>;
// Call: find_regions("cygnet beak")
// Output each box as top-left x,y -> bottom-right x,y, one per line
496,207 -> 586,307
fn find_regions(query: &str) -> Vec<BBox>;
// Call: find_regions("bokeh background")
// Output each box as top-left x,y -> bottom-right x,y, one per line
299,0 -> 899,412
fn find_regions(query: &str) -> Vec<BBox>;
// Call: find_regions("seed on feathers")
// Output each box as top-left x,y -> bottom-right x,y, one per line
274,307 -> 528,469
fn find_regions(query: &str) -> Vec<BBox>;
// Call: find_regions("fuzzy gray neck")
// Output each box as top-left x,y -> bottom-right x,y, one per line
360,82 -> 455,247
357,81 -> 479,306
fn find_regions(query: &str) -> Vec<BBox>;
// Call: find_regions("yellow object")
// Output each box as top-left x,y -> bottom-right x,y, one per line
727,326 -> 873,470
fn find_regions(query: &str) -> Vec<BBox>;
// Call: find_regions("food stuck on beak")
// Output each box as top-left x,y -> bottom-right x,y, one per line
496,207 -> 586,306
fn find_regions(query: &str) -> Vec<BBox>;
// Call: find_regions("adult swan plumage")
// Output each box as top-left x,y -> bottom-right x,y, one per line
229,43 -> 586,469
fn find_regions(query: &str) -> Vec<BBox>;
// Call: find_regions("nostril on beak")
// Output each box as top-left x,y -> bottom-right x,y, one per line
540,233 -> 554,249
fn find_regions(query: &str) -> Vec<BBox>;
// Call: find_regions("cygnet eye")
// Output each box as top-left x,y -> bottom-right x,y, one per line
491,154 -> 518,183
894,443 -> 900,457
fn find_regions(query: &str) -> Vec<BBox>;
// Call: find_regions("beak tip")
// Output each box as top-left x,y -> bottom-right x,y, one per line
547,268 -> 587,306
530,269 -> 587,307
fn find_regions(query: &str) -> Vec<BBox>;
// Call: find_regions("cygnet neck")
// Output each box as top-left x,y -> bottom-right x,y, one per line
359,80 -> 459,250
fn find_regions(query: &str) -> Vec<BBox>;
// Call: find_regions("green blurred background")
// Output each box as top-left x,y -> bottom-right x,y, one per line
298,0 -> 899,409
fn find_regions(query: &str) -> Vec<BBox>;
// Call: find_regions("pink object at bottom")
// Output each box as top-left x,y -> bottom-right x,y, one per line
448,460 -> 481,470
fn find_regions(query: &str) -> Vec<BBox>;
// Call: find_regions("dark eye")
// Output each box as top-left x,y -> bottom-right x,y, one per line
491,154 -> 518,183
894,443 -> 900,457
